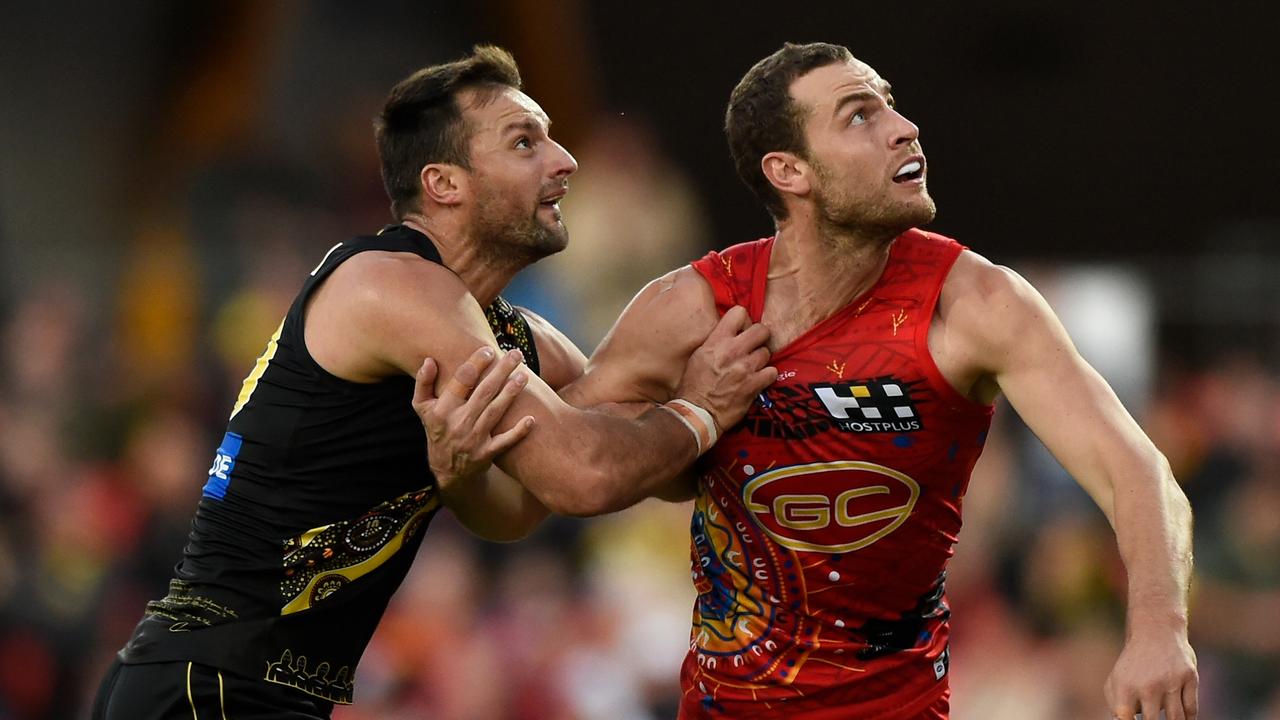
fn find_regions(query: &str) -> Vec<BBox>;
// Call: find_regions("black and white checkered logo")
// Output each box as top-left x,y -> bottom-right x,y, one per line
811,377 -> 924,433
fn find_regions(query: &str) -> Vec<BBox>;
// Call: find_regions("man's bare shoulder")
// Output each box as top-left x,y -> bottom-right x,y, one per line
613,265 -> 720,346
942,249 -> 1023,303
567,264 -> 720,406
325,249 -> 469,311
307,249 -> 479,381
941,250 -> 1042,332
938,249 -> 1070,378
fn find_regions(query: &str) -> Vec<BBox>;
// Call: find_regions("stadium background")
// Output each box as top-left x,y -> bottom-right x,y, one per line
1,2 -> 1278,718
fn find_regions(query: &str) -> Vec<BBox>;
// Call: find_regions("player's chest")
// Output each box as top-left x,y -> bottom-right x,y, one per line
761,289 -> 927,359
733,360 -> 933,467
704,361 -> 940,555
760,304 -> 932,419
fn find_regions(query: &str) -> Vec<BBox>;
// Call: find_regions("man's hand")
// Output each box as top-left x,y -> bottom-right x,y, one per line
1106,627 -> 1198,720
413,346 -> 535,492
675,305 -> 776,432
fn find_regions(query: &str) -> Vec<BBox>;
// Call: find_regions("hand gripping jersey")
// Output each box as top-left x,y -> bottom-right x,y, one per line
680,230 -> 993,719
119,225 -> 540,706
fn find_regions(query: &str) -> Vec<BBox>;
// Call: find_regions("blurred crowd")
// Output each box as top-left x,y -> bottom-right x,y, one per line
0,106 -> 1277,720
3,5 -> 1280,714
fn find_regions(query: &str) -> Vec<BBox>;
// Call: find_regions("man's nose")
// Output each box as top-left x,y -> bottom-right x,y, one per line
549,140 -> 578,178
889,110 -> 920,149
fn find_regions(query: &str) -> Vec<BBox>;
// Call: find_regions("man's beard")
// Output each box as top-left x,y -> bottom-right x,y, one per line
811,159 -> 936,243
472,191 -> 568,268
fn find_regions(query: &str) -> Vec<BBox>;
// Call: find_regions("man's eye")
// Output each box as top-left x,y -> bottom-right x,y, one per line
850,111 -> 867,126
515,137 -> 532,149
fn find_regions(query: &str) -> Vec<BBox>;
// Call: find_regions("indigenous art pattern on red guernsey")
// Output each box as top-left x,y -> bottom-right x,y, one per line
679,230 -> 994,720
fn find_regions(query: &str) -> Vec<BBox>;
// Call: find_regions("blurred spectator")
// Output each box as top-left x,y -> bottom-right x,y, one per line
1191,455 -> 1280,717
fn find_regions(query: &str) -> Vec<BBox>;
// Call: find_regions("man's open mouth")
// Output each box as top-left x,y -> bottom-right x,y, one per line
893,159 -> 924,183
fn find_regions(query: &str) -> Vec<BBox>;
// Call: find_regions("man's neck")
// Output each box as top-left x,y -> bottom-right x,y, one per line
400,214 -> 523,308
766,216 -> 897,330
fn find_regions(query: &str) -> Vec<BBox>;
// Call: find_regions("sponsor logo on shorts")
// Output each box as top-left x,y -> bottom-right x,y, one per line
811,376 -> 924,433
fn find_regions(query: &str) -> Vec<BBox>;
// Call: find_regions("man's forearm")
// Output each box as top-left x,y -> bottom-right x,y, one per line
502,404 -> 699,517
503,302 -> 771,516
440,467 -> 550,542
1110,453 -> 1194,627
560,405 -> 701,515
560,396 -> 699,506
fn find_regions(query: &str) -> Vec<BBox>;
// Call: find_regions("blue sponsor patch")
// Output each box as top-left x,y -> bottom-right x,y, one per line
203,432 -> 243,499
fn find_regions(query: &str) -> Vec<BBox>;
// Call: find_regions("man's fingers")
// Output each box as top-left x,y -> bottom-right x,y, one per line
412,358 -> 439,410
1107,672 -> 1138,720
487,415 -> 535,456
745,346 -> 771,372
464,349 -> 525,419
1139,695 -> 1161,720
443,346 -> 495,403
1164,690 -> 1186,720
724,321 -> 772,357
750,366 -> 779,394
472,366 -> 530,435
706,305 -> 751,341
1111,695 -> 1138,720
1183,679 -> 1199,720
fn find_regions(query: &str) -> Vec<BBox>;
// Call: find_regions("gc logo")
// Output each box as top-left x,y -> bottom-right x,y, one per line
742,460 -> 919,553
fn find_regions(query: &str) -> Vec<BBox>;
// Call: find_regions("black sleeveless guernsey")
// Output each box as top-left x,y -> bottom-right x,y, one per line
118,224 -> 540,705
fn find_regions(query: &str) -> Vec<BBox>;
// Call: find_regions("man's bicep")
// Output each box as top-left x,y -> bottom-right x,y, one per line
978,268 -> 1157,513
561,266 -> 718,409
392,294 -> 600,490
360,257 -> 581,435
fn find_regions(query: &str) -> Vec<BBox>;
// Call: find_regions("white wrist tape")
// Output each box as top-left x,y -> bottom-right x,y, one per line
661,398 -> 719,455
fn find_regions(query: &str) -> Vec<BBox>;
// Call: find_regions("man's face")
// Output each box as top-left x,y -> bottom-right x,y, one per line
459,86 -> 578,262
789,60 -> 935,237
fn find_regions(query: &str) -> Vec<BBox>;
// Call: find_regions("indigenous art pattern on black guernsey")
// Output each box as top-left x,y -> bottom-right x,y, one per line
278,485 -> 439,617
120,225 -> 539,705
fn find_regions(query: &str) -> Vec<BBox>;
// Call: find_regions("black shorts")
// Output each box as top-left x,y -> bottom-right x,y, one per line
92,657 -> 334,720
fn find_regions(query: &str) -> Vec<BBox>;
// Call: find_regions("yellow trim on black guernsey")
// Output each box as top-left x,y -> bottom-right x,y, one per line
230,319 -> 284,419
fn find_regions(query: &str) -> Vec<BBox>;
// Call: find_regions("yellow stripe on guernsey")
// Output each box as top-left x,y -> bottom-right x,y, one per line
230,319 -> 284,419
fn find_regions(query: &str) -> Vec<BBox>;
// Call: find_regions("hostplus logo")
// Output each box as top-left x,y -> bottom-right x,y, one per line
811,376 -> 924,433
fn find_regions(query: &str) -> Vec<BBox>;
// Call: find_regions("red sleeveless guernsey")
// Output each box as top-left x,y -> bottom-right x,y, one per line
679,229 -> 994,719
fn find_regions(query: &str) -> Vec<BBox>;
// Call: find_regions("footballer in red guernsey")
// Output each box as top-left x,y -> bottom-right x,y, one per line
679,231 -> 989,718
661,44 -> 1191,719
419,42 -> 1196,720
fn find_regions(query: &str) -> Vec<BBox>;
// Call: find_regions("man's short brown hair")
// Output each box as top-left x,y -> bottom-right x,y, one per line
725,42 -> 853,221
375,45 -> 522,219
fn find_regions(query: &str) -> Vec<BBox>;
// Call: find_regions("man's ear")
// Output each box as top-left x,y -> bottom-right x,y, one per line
761,151 -> 812,201
420,163 -> 467,207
